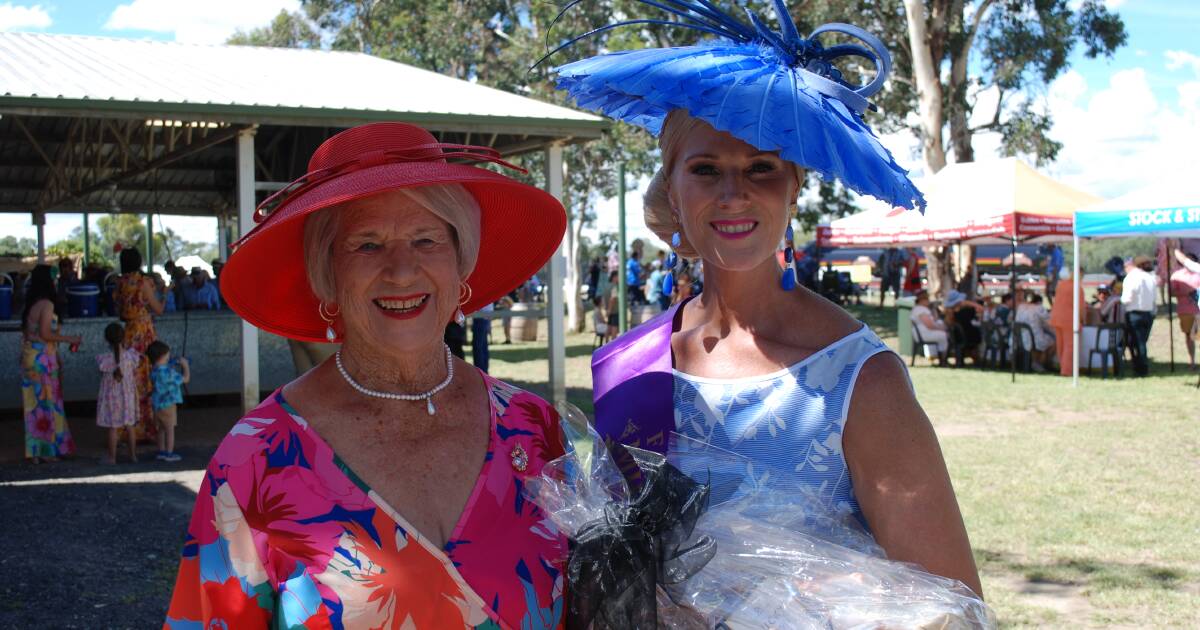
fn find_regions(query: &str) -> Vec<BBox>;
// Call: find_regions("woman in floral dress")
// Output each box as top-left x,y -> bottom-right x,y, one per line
20,264 -> 80,463
165,123 -> 570,629
114,247 -> 163,442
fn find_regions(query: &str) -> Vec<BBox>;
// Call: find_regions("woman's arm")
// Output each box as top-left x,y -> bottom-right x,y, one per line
1175,249 -> 1200,273
843,353 -> 983,598
35,301 -> 81,345
143,277 -> 165,315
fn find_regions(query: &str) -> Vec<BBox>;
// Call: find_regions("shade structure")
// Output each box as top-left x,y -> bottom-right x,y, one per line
819,158 -> 1101,247
1075,179 -> 1200,238
1071,177 -> 1200,387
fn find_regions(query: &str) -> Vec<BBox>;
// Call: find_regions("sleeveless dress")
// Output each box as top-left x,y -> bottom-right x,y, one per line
164,371 -> 566,630
672,325 -> 891,524
95,348 -> 141,428
21,309 -> 75,459
592,301 -> 892,527
116,273 -> 157,441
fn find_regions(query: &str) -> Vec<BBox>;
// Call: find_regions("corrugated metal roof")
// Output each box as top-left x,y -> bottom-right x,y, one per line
0,32 -> 603,128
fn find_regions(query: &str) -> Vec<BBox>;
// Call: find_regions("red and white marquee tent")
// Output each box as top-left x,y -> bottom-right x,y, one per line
818,158 -> 1100,247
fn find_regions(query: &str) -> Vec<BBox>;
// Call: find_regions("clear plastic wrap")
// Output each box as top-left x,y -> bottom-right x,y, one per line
527,404 -> 996,629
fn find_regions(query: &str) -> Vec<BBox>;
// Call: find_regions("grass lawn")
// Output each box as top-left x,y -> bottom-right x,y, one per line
472,303 -> 1200,629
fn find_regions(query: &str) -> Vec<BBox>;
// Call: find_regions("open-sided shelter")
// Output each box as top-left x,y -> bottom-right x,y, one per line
0,31 -> 608,410
1071,180 -> 1200,386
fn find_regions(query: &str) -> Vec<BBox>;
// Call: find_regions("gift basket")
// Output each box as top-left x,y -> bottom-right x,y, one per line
526,404 -> 996,629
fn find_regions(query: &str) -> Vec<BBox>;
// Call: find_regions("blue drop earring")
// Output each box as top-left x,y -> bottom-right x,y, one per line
781,224 -> 797,291
663,231 -> 680,296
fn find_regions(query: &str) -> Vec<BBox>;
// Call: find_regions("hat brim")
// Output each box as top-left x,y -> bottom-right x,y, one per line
222,162 -> 565,342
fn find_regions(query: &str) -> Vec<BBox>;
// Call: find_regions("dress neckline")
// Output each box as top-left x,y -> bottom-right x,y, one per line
274,369 -> 499,554
672,324 -> 871,385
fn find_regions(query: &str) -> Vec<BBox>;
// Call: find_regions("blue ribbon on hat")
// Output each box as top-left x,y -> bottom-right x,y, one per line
539,0 -> 924,210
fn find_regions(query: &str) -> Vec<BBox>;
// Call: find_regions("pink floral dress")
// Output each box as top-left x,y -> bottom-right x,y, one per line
164,372 -> 566,629
95,348 -> 140,428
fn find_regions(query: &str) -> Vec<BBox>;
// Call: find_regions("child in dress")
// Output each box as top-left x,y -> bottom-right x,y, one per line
97,322 -> 140,464
147,341 -> 189,462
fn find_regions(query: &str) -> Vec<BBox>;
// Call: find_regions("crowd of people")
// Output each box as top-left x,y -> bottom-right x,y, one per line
907,249 -> 1200,376
17,247 -> 198,465
586,238 -> 704,344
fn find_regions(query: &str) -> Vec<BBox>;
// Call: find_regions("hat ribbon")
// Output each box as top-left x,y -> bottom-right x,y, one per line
255,142 -> 527,222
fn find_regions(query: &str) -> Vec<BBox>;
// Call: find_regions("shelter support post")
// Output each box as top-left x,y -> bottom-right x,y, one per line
145,213 -> 153,272
1072,234 -> 1080,387
1010,237 -> 1017,383
617,163 -> 628,334
33,211 -> 44,264
82,213 -> 90,264
237,127 -> 260,413
217,215 -> 230,262
1166,248 -> 1175,372
544,144 -> 567,407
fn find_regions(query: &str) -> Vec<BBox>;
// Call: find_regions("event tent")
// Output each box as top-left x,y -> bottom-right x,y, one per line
819,158 -> 1100,247
1071,180 -> 1200,386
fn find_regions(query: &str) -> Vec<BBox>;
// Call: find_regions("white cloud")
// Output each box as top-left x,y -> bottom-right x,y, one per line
1041,67 -> 1200,199
0,2 -> 50,30
1165,50 -> 1200,77
104,0 -> 299,44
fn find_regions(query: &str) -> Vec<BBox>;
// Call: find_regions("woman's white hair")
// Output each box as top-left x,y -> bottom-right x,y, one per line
302,184 -> 481,303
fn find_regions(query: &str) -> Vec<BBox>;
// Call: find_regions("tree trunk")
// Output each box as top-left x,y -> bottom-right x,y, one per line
904,0 -> 947,174
564,212 -> 585,333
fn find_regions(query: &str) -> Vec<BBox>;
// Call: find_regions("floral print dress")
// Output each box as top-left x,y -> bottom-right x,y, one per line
116,273 -> 157,441
164,372 -> 566,630
96,347 -> 141,428
20,312 -> 75,459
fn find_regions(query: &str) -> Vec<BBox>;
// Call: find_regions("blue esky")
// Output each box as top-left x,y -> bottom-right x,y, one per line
1,0 -> 1197,247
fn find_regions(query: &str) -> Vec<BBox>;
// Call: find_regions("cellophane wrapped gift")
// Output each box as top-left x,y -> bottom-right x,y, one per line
526,404 -> 997,630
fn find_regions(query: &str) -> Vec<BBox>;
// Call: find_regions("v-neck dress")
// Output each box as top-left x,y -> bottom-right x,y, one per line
164,372 -> 566,630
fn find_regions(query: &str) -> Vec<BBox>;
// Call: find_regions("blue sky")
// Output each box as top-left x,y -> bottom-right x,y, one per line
2,0 -> 1197,247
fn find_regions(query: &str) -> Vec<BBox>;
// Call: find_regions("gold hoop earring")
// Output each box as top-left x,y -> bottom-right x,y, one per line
318,301 -> 340,342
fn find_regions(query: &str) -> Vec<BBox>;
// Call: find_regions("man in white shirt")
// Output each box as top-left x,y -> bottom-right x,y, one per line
1121,255 -> 1157,376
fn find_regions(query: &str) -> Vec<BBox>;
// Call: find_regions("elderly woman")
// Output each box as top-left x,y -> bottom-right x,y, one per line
164,123 -> 569,629
562,6 -> 982,598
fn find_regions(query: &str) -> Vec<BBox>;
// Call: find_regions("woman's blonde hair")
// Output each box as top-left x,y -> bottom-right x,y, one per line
302,184 -> 481,303
644,110 -> 804,259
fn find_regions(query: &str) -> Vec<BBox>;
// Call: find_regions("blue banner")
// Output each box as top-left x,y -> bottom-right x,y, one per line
1076,205 -> 1200,237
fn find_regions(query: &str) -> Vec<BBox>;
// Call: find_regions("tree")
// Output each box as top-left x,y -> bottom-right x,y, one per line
0,235 -> 37,257
227,10 -> 322,48
900,0 -> 1125,294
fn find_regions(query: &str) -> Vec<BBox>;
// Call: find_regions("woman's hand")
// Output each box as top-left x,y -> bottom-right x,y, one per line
843,353 -> 983,598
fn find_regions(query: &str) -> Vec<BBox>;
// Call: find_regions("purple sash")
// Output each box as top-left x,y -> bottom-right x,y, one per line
592,302 -> 682,467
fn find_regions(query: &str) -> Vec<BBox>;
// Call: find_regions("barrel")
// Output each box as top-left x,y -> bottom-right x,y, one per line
0,275 -> 11,320
67,283 -> 101,318
508,302 -> 541,342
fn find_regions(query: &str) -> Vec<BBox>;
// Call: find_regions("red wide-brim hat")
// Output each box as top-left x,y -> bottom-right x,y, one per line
222,123 -> 566,342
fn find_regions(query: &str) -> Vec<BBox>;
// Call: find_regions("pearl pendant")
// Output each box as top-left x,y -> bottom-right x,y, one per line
454,308 -> 466,326
426,397 -> 436,415
325,325 -> 337,342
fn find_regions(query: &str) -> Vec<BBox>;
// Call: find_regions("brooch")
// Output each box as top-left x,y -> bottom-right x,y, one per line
510,443 -> 528,472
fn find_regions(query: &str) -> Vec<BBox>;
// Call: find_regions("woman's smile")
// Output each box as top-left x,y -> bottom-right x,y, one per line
373,293 -> 430,320
711,219 -> 758,239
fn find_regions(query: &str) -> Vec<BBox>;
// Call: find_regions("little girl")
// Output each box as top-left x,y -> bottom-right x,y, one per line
97,322 -> 140,463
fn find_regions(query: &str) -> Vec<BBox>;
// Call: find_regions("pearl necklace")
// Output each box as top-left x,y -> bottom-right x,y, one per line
334,345 -> 454,416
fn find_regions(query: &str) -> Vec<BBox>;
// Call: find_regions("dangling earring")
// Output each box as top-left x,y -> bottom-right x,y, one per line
780,224 -> 797,291
455,282 -> 473,326
318,301 -> 341,342
663,231 -> 680,297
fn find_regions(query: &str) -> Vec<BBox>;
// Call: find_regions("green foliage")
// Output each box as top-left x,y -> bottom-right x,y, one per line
0,235 -> 37,257
1061,236 -> 1157,276
227,10 -> 322,48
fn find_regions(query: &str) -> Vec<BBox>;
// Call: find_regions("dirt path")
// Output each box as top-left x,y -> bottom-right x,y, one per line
0,403 -> 238,629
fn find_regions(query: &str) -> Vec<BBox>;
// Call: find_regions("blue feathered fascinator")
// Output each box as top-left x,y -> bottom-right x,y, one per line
544,0 -> 925,210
